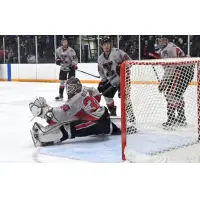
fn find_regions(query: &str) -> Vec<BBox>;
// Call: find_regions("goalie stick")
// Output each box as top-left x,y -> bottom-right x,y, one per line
147,52 -> 161,82
99,74 -> 120,96
152,66 -> 160,82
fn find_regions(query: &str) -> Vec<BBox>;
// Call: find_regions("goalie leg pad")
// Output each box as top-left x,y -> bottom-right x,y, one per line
31,122 -> 71,146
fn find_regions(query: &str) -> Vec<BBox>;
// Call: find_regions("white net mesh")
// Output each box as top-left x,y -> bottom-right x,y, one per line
122,58 -> 200,162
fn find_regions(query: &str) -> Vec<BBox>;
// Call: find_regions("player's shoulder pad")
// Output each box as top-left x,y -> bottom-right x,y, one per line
111,47 -> 120,52
99,52 -> 104,58
68,46 -> 74,52
81,87 -> 88,97
98,53 -> 104,63
56,46 -> 62,53
115,48 -> 120,51
56,46 -> 62,51
168,42 -> 176,47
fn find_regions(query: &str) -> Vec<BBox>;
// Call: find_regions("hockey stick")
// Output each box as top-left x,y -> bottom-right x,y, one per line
77,69 -> 100,78
99,74 -> 120,96
152,65 -> 160,82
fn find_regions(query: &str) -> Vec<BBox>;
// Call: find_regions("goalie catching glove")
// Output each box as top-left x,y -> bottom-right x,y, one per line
29,97 -> 55,123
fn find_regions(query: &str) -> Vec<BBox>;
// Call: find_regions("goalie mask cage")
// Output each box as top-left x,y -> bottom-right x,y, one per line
120,58 -> 200,163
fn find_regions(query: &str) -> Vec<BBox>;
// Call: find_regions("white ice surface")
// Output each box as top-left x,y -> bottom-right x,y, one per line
1,82 -> 200,163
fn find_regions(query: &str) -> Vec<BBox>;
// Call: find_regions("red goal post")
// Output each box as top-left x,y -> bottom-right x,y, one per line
120,58 -> 200,161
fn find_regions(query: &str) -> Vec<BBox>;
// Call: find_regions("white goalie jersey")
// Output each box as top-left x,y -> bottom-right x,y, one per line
44,86 -> 104,124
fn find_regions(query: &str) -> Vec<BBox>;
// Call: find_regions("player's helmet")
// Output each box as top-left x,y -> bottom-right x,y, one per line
66,77 -> 82,99
101,37 -> 111,46
61,37 -> 68,43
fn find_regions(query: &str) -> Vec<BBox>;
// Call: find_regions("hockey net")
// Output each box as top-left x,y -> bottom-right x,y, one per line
121,58 -> 200,163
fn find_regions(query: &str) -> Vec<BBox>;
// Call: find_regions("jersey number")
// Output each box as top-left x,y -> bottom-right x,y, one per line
83,96 -> 100,111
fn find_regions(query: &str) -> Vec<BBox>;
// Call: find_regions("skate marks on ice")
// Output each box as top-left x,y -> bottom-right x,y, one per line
34,135 -> 122,163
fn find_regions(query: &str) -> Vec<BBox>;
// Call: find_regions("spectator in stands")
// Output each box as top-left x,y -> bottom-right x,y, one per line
119,35 -> 139,59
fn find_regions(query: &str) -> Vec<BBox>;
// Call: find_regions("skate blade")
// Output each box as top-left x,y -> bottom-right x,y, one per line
175,123 -> 187,127
55,99 -> 63,101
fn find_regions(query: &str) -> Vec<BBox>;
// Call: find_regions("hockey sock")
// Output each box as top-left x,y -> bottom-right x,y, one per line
167,103 -> 176,125
107,100 -> 114,111
177,99 -> 186,123
59,86 -> 65,98
107,101 -> 116,116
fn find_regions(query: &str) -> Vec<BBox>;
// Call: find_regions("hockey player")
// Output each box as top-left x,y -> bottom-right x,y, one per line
149,37 -> 194,128
55,38 -> 78,101
97,37 -> 131,116
29,77 -> 121,147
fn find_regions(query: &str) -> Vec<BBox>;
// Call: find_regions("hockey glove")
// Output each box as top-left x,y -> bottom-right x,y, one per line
97,80 -> 109,93
73,65 -> 78,70
55,58 -> 62,66
69,65 -> 78,70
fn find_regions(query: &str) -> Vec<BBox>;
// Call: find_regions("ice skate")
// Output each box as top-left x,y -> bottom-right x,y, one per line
174,116 -> 187,127
111,123 -> 121,135
162,119 -> 176,131
55,94 -> 63,101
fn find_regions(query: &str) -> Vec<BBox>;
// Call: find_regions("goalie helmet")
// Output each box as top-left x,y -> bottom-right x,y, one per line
101,37 -> 111,46
155,36 -> 168,49
66,77 -> 82,99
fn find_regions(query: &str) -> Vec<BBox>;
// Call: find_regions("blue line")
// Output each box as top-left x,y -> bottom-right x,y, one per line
7,64 -> 11,81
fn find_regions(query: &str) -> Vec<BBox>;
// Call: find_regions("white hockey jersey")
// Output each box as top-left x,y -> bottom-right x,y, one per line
98,48 -> 131,87
47,86 -> 104,124
56,46 -> 78,71
160,42 -> 185,59
160,42 -> 185,81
